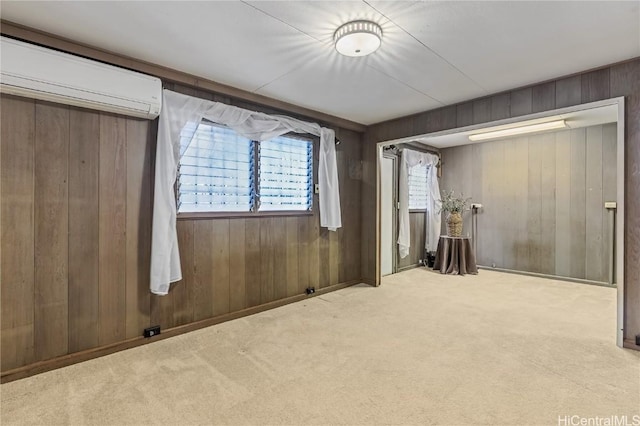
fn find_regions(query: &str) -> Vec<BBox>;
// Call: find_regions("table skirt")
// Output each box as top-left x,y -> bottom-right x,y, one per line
433,236 -> 478,275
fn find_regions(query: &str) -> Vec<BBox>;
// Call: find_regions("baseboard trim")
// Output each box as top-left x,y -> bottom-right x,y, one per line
361,278 -> 376,287
477,265 -> 615,288
397,264 -> 421,272
0,280 -> 362,384
623,339 -> 640,351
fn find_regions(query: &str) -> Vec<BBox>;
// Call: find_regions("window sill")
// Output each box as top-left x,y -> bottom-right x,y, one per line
177,210 -> 314,220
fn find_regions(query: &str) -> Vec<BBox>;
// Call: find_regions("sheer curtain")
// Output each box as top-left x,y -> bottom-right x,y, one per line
398,149 -> 441,259
151,90 -> 342,295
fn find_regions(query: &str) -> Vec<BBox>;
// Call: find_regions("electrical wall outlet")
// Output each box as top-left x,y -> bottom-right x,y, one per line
143,325 -> 161,338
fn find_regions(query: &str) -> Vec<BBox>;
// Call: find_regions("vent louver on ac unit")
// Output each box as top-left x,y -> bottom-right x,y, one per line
0,36 -> 162,119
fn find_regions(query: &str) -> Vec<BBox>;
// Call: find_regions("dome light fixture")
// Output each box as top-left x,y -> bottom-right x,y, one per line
334,20 -> 382,57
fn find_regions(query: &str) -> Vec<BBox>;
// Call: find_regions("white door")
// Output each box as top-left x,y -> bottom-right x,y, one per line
380,155 -> 395,276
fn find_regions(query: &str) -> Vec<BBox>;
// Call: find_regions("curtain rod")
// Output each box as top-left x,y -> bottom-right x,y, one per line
402,142 -> 440,156
383,143 -> 440,157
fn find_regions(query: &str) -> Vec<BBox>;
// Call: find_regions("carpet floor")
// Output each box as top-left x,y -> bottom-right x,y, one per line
1,268 -> 639,425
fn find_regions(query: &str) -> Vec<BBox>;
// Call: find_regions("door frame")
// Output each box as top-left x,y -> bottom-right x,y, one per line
380,151 -> 399,276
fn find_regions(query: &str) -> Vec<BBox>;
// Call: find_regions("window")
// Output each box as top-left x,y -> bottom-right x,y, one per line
258,136 -> 313,211
408,164 -> 429,210
178,122 -> 254,213
177,122 -> 313,215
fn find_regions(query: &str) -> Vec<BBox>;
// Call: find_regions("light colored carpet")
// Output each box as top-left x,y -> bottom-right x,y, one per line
1,268 -> 639,425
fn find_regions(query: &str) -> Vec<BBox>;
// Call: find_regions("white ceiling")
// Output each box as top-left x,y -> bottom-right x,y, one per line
1,1 -> 639,125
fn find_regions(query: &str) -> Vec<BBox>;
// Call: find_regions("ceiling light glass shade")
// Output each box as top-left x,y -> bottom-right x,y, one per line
468,120 -> 567,141
334,20 -> 382,57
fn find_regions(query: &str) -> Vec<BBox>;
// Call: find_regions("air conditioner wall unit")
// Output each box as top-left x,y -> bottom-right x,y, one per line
0,36 -> 162,120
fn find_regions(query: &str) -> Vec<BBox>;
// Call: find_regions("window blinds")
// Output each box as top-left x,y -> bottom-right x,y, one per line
178,122 -> 254,213
258,136 -> 313,211
177,124 -> 312,213
408,164 -> 429,210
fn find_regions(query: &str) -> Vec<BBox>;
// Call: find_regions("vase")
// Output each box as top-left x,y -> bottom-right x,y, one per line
446,212 -> 463,237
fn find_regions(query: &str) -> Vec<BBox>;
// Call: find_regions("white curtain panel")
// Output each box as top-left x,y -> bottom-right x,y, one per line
398,149 -> 441,259
151,89 -> 342,295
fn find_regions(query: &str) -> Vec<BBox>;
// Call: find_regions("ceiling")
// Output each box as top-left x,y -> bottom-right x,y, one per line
1,1 -> 638,125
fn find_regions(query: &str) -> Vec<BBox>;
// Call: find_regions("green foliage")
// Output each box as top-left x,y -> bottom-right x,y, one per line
438,189 -> 471,213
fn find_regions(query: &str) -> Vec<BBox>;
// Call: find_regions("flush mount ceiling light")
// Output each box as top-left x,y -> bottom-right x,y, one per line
334,20 -> 382,57
468,120 -> 567,141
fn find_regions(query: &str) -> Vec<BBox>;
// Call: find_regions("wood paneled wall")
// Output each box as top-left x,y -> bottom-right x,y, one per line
364,58 -> 640,345
397,212 -> 425,270
1,96 -> 152,370
0,90 -> 362,374
440,124 -> 617,282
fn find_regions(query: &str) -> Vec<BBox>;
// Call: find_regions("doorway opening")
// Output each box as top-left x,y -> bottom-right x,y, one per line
376,97 -> 626,346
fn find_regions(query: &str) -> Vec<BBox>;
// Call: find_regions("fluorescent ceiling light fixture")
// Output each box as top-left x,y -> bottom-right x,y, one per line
468,120 -> 567,141
334,20 -> 382,57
